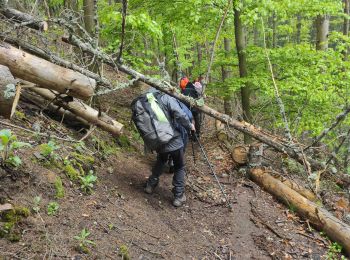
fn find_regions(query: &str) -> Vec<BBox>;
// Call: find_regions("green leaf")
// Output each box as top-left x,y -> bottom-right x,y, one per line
6,156 -> 22,167
0,129 -> 11,146
10,141 -> 31,150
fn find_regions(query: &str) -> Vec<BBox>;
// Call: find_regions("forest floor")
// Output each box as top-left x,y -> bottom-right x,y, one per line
0,86 -> 339,259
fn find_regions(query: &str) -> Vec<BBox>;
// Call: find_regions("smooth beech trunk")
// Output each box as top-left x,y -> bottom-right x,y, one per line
234,7 -> 251,143
0,44 -> 96,100
316,15 -> 329,51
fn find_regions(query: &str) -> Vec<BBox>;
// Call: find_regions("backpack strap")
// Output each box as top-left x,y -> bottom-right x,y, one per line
146,92 -> 168,123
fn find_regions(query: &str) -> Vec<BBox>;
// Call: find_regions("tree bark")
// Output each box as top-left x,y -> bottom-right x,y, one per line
27,87 -> 123,136
315,15 -> 329,51
0,6 -> 48,31
343,0 -> 350,59
234,7 -> 252,143
296,14 -> 302,44
249,168 -> 350,256
222,37 -> 234,116
272,12 -> 277,48
83,0 -> 94,36
1,35 -> 111,89
83,0 -> 98,72
0,65 -> 20,119
0,43 -> 96,100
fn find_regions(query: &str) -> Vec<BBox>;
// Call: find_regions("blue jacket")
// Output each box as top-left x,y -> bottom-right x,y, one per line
175,100 -> 193,149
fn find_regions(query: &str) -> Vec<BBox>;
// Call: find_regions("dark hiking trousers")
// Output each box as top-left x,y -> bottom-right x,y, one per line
147,147 -> 185,197
192,110 -> 201,137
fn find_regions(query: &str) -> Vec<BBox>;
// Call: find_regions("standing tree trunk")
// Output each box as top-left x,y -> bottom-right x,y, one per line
83,0 -> 99,72
315,15 -> 329,51
222,37 -> 233,116
234,7 -> 251,143
0,65 -> 20,119
343,0 -> 350,59
197,43 -> 202,71
272,11 -> 277,48
296,14 -> 302,44
83,0 -> 94,36
253,23 -> 259,46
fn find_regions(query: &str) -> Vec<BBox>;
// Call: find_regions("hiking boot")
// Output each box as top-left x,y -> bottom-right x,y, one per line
168,166 -> 175,174
144,182 -> 156,194
173,194 -> 186,207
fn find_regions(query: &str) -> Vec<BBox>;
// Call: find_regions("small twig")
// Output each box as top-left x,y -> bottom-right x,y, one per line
0,120 -> 78,142
213,251 -> 223,260
131,242 -> 164,258
261,17 -> 292,142
305,106 -> 350,150
296,231 -> 328,246
79,126 -> 97,142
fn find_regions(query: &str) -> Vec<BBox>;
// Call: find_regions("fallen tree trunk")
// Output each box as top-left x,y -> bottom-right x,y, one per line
0,5 -> 48,31
26,87 -> 123,136
62,35 -> 350,186
0,43 -> 95,100
20,87 -> 89,127
249,168 -> 350,256
0,36 -> 112,88
0,65 -> 21,119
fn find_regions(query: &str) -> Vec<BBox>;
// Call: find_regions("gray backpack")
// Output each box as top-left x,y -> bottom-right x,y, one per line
131,92 -> 174,151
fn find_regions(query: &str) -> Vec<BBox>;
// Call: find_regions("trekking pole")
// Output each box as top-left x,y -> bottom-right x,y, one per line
194,134 -> 233,211
191,137 -> 196,165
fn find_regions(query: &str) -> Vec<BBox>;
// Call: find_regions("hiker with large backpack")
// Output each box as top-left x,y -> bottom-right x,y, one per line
181,77 -> 202,140
131,88 -> 195,207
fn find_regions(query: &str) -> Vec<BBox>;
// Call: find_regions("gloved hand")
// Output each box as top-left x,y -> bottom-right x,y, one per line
190,123 -> 196,132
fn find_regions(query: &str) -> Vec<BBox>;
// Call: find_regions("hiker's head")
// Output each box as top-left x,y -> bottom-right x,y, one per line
180,77 -> 189,90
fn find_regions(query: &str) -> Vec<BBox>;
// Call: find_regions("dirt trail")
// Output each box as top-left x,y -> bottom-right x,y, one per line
0,131 -> 329,259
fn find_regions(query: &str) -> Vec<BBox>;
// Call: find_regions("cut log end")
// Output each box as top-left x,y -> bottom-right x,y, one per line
232,145 -> 248,165
0,65 -> 20,119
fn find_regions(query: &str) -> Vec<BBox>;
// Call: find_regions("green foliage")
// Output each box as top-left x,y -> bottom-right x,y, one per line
63,161 -> 80,181
0,206 -> 30,242
47,202 -> 59,216
39,140 -> 60,160
119,244 -> 130,260
92,137 -> 119,158
79,171 -> 97,194
327,242 -> 345,259
54,177 -> 65,199
74,228 -> 95,254
0,129 -> 31,168
32,196 -> 42,213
